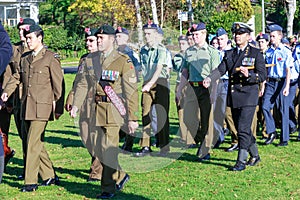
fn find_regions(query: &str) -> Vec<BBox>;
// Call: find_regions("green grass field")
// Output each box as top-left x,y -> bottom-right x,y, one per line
1,73 -> 300,200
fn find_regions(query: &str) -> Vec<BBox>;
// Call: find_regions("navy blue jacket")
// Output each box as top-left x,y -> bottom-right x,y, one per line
209,44 -> 267,108
0,22 -> 12,76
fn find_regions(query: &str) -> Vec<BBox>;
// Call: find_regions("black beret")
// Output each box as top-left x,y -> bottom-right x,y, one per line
256,33 -> 269,41
23,24 -> 43,36
17,18 -> 35,29
95,25 -> 115,35
84,28 -> 98,38
178,35 -> 187,41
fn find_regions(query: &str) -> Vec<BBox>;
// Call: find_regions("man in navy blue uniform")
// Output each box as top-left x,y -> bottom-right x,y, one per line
0,21 -> 12,76
203,22 -> 267,171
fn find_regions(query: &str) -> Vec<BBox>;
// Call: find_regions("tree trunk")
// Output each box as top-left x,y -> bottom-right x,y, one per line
285,0 -> 296,36
150,0 -> 159,25
135,0 -> 144,47
160,0 -> 164,27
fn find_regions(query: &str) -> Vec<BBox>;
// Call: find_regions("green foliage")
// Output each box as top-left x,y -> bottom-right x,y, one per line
193,0 -> 253,34
5,26 -> 19,44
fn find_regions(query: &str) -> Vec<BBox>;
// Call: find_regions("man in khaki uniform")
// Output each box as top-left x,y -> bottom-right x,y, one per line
1,18 -> 35,172
70,25 -> 139,199
2,24 -> 63,191
65,27 -> 103,182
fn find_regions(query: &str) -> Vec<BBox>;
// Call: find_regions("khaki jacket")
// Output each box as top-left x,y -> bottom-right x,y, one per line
73,49 -> 139,127
4,47 -> 64,120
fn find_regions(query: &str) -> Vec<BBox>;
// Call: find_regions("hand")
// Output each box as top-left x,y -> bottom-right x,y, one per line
1,93 -> 8,102
283,86 -> 289,96
203,77 -> 211,88
65,104 -> 72,112
239,66 -> 249,77
128,120 -> 139,135
70,106 -> 78,118
142,83 -> 152,92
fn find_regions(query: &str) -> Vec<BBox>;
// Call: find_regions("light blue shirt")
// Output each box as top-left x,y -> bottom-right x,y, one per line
292,44 -> 300,74
265,43 -> 294,78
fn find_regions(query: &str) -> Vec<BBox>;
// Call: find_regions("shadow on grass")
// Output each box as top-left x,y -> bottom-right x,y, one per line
45,135 -> 84,148
59,180 -> 150,199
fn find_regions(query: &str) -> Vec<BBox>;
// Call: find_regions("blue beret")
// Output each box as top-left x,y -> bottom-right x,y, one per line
178,35 -> 187,41
256,33 -> 269,41
267,24 -> 283,32
191,22 -> 206,32
95,25 -> 115,35
143,21 -> 159,30
231,22 -> 253,34
216,28 -> 227,37
84,28 -> 98,38
157,27 -> 164,35
281,37 -> 289,44
17,18 -> 35,29
115,26 -> 129,35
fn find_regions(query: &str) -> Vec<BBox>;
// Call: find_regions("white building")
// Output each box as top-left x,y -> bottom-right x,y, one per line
0,0 -> 44,26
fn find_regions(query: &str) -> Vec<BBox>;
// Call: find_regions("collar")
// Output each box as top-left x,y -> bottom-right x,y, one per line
193,42 -> 209,50
32,46 -> 43,57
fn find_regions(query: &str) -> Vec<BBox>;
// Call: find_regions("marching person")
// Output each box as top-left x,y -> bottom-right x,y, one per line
203,22 -> 267,171
173,35 -> 196,148
115,26 -> 141,153
70,24 -> 139,199
176,22 -> 220,161
65,27 -> 103,182
1,18 -> 35,178
262,24 -> 293,146
2,24 -> 64,191
134,21 -> 170,157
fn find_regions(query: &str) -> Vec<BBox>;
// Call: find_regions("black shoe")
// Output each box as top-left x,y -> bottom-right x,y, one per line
116,173 -> 130,191
4,149 -> 15,166
265,132 -> 277,145
225,144 -> 239,152
40,175 -> 60,186
197,153 -> 210,162
230,161 -> 246,171
133,147 -> 152,157
87,177 -> 101,182
276,141 -> 288,147
247,155 -> 261,166
20,184 -> 38,192
96,192 -> 115,199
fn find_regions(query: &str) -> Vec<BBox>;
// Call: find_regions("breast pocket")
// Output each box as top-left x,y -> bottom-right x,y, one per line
34,67 -> 50,85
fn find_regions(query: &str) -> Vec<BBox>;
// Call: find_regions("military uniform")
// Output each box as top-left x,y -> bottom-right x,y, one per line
65,53 -> 102,181
207,22 -> 267,170
72,46 -> 138,195
139,42 -> 170,153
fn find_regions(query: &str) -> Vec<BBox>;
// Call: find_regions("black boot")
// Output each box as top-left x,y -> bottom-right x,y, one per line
247,143 -> 261,166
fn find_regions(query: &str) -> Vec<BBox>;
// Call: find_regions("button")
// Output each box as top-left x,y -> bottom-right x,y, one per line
29,75 -> 32,78
39,71 -> 42,73
231,85 -> 234,87
28,94 -> 31,97
28,84 -> 31,87
231,90 -> 234,93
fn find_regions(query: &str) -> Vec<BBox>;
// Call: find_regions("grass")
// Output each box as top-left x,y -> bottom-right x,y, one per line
1,73 -> 300,200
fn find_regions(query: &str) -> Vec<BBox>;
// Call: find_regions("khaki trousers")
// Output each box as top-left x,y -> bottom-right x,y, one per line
24,120 -> 54,184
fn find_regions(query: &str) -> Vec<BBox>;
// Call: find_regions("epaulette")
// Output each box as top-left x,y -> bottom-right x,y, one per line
46,49 -> 61,61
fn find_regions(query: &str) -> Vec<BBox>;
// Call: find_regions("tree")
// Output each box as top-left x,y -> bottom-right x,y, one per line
68,0 -> 136,27
284,0 -> 297,36
135,0 -> 144,47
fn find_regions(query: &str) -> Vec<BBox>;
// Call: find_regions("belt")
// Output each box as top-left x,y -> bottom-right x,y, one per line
268,77 -> 285,82
189,81 -> 203,87
95,95 -> 110,103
